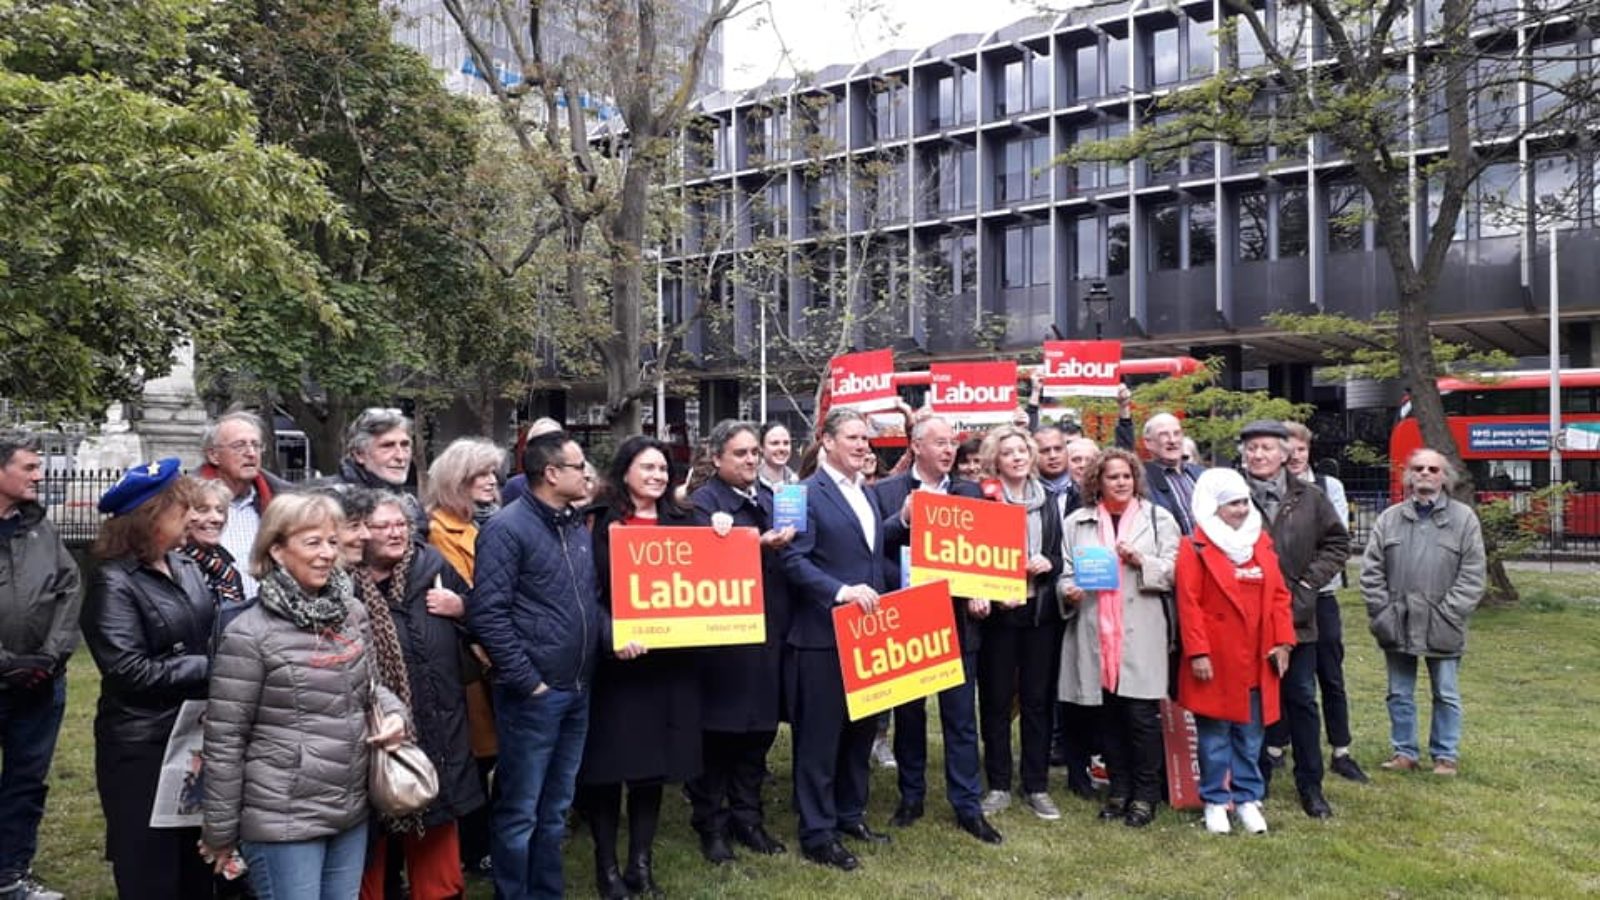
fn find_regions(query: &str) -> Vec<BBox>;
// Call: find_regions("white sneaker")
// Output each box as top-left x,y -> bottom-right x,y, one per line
1023,792 -> 1062,821
1237,801 -> 1268,834
980,789 -> 1012,814
870,735 -> 897,769
1203,803 -> 1232,834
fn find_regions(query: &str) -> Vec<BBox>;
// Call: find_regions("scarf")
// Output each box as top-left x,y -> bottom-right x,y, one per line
1192,469 -> 1263,565
257,566 -> 351,631
180,542 -> 246,610
1094,498 -> 1144,692
354,543 -> 426,835
471,500 -> 498,528
1246,470 -> 1287,525
1001,477 -> 1047,602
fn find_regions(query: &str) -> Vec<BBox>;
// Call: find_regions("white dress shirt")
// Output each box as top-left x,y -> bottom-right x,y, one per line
819,458 -> 877,553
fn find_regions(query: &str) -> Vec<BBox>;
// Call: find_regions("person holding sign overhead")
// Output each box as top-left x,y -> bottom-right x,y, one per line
972,425 -> 1065,822
1057,448 -> 1180,828
686,420 -> 795,864
874,416 -> 1002,845
780,407 -> 891,872
582,436 -> 701,899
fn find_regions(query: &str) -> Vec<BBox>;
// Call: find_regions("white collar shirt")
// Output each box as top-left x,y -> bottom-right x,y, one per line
819,458 -> 877,553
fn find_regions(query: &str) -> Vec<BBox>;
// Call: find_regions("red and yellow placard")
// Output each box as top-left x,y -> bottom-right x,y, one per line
907,491 -> 1027,602
832,581 -> 965,721
608,525 -> 765,651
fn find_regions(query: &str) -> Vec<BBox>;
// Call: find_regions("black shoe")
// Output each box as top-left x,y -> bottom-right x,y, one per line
698,830 -> 735,865
731,823 -> 786,855
1098,796 -> 1128,821
1123,800 -> 1155,828
1066,776 -> 1098,801
623,853 -> 662,898
1299,787 -> 1334,819
889,801 -> 924,827
802,840 -> 859,871
1330,754 -> 1370,784
595,863 -> 630,900
839,822 -> 892,844
956,813 -> 1004,844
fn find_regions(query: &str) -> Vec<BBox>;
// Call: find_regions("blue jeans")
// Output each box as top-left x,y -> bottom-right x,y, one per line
491,684 -> 589,900
241,821 -> 368,900
1385,653 -> 1462,763
1195,689 -> 1267,805
0,676 -> 66,883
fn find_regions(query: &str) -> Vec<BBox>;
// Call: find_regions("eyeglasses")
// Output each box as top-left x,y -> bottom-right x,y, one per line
223,440 -> 264,454
1411,464 -> 1442,474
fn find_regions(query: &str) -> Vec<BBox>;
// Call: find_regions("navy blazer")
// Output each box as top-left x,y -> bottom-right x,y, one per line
874,471 -> 983,590
1144,460 -> 1206,535
781,469 -> 888,650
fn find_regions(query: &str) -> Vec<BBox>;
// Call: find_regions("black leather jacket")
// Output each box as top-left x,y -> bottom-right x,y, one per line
81,552 -> 216,745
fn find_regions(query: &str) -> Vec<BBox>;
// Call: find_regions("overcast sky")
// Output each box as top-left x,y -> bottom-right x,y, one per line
722,0 -> 1048,91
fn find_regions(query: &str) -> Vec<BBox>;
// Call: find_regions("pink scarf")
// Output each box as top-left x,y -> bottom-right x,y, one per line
1095,498 -> 1143,692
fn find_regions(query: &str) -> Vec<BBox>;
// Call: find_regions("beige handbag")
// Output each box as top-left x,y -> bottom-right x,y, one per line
366,680 -> 440,817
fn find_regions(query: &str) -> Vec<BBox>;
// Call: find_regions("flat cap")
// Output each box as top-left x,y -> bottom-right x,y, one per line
99,458 -> 181,517
1238,419 -> 1291,442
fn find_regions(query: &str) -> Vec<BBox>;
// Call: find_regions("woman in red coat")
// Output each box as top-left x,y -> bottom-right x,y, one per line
1175,468 -> 1296,835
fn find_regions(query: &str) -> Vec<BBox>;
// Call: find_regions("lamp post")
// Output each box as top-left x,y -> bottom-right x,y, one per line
1083,280 -> 1112,340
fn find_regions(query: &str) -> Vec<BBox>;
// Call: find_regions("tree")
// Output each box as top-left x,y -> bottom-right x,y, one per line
437,0 -> 747,442
0,0 -> 342,422
1072,0 -> 1600,602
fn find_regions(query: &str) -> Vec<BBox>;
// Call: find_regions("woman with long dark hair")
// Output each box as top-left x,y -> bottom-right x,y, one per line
580,436 -> 703,898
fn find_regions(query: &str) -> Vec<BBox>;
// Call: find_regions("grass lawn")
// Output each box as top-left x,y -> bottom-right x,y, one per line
34,572 -> 1600,898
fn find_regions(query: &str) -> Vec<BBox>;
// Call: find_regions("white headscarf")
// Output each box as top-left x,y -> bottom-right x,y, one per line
1191,468 -> 1263,565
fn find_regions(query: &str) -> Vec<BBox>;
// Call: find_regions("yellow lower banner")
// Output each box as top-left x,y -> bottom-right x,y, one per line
612,613 -> 765,651
842,657 -> 966,722
908,566 -> 1026,603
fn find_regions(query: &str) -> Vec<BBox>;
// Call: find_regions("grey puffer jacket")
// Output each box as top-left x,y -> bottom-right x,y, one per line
202,583 -> 404,848
1360,495 -> 1486,657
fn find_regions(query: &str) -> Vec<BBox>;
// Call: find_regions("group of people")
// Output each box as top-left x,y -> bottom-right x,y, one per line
0,393 -> 1486,899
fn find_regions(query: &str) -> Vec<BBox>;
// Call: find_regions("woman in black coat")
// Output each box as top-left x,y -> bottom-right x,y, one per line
581,436 -> 704,899
353,494 -> 483,900
82,463 -> 216,899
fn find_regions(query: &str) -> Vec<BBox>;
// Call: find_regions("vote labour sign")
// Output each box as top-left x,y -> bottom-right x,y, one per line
608,525 -> 765,652
927,361 -> 1018,427
907,491 -> 1028,602
1041,340 -> 1122,398
828,348 -> 897,413
832,581 -> 965,722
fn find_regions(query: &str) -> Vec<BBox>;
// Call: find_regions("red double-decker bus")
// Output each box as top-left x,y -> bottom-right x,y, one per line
1389,369 -> 1600,534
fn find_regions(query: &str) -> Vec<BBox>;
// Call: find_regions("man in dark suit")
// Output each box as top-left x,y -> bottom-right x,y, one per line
781,407 -> 891,872
875,416 -> 1002,845
686,420 -> 795,864
1142,412 -> 1206,536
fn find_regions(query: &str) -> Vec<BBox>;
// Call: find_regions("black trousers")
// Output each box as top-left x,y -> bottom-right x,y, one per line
687,729 -> 776,837
1100,692 -> 1163,805
94,737 -> 213,900
1057,701 -> 1104,791
1315,592 -> 1353,748
787,648 -> 876,850
1264,642 -> 1326,792
977,621 -> 1060,795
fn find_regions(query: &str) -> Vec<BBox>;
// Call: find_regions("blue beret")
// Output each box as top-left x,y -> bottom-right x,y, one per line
99,458 -> 183,516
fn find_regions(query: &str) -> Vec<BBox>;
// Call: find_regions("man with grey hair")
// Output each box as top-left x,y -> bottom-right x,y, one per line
782,406 -> 890,871
1361,448 -> 1485,777
1238,420 -> 1349,819
198,410 -> 292,597
0,434 -> 80,900
1142,412 -> 1204,535
333,407 -> 426,536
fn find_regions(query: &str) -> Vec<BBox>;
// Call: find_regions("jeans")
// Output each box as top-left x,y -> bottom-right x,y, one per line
241,821 -> 368,900
490,684 -> 590,900
1385,653 -> 1463,763
0,676 -> 66,883
1195,689 -> 1267,805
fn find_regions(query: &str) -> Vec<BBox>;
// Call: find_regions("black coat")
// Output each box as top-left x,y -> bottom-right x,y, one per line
373,545 -> 484,825
689,477 -> 789,733
580,504 -> 704,784
81,553 -> 216,745
988,485 -> 1066,629
874,472 -> 985,652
